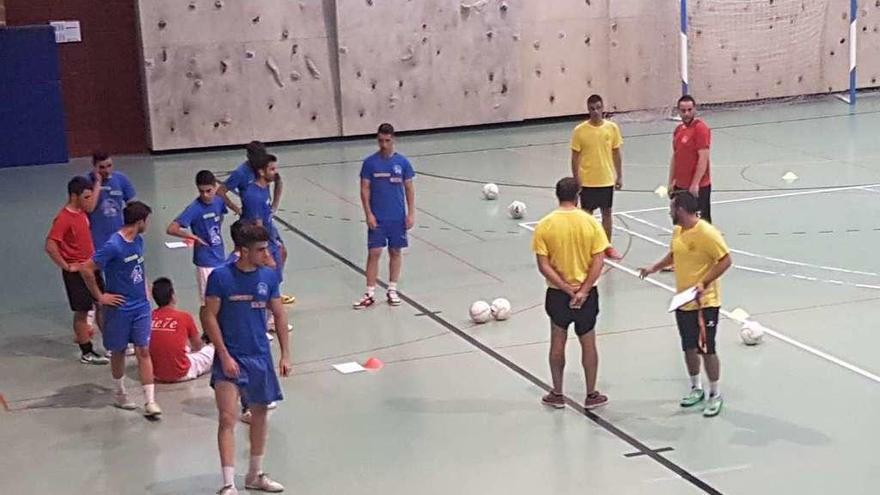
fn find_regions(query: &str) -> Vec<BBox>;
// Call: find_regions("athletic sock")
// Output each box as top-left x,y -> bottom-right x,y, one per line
708,380 -> 720,398
366,286 -> 376,297
689,374 -> 702,390
79,341 -> 94,355
143,384 -> 155,403
387,282 -> 397,292
222,466 -> 235,486
248,455 -> 264,476
114,377 -> 126,395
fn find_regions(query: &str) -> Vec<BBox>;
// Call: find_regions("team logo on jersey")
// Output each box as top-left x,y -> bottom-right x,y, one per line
209,225 -> 222,246
257,282 -> 269,297
101,198 -> 119,218
393,164 -> 402,176
131,264 -> 144,284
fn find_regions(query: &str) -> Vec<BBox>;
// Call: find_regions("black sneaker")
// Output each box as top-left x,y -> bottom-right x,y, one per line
80,352 -> 110,365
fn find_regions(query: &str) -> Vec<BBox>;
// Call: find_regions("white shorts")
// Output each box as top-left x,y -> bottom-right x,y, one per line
179,345 -> 215,381
196,266 -> 217,305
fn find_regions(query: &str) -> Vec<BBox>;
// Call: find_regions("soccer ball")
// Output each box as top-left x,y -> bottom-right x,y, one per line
490,298 -> 511,320
482,183 -> 499,200
508,201 -> 527,219
740,321 -> 765,346
469,300 -> 492,324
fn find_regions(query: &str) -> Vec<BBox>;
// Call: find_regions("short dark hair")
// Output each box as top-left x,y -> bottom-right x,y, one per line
68,176 -> 91,196
151,277 -> 174,307
230,219 -> 247,248
555,177 -> 580,203
245,141 -> 266,162
671,190 -> 700,214
587,94 -> 603,106
252,153 -> 277,173
92,151 -> 110,165
377,123 -> 395,135
239,223 -> 270,248
677,94 -> 696,107
195,170 -> 216,186
123,201 -> 152,225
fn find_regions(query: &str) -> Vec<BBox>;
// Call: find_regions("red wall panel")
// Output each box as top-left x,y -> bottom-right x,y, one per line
5,0 -> 147,158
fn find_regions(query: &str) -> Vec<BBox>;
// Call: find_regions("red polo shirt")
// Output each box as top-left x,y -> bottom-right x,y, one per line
672,118 -> 712,188
47,207 -> 95,263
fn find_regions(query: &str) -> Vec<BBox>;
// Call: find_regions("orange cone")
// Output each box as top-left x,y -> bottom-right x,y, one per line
363,357 -> 384,371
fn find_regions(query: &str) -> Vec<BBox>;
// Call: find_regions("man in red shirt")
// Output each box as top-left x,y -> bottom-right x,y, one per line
669,94 -> 713,223
150,277 -> 214,382
45,176 -> 109,365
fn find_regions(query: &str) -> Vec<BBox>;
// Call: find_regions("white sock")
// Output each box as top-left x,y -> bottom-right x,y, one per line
222,466 -> 235,486
248,455 -> 264,476
366,286 -> 376,297
114,377 -> 126,394
387,282 -> 397,292
143,384 -> 155,403
709,380 -> 720,398
689,374 -> 702,390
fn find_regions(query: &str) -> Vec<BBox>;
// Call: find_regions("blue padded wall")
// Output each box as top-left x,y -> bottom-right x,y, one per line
0,25 -> 68,167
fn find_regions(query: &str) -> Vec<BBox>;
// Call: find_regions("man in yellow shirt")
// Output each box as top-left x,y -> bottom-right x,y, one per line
532,177 -> 610,410
639,192 -> 732,417
570,94 -> 624,260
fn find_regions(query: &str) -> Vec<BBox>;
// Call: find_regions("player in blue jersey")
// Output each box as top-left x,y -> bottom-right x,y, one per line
353,123 -> 416,309
203,223 -> 291,495
79,201 -> 161,418
166,170 -> 228,325
86,151 -> 137,250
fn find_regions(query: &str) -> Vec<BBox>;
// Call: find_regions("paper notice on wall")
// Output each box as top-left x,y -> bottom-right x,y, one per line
49,21 -> 82,43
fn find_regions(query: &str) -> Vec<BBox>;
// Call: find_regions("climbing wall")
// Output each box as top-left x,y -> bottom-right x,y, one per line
335,0 -> 523,135
137,0 -> 340,150
856,0 -> 880,89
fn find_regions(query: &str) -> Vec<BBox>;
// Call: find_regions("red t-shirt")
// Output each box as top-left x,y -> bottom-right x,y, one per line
47,207 -> 95,263
150,307 -> 200,382
672,119 -> 712,188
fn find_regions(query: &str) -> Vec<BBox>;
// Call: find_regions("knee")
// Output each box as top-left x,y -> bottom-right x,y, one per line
388,249 -> 402,259
135,347 -> 151,360
218,411 -> 238,429
549,348 -> 566,363
367,250 -> 382,261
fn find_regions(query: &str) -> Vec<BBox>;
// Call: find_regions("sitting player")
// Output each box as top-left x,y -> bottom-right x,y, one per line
149,277 -> 214,383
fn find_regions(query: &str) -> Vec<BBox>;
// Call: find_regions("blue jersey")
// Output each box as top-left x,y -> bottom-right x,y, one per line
92,232 -> 149,312
205,264 -> 280,357
241,182 -> 278,240
87,172 -> 136,249
224,162 -> 256,198
359,152 -> 414,222
175,196 -> 228,268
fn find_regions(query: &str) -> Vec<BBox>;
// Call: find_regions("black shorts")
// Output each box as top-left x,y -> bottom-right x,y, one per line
580,186 -> 614,211
675,307 -> 720,355
673,185 -> 712,223
545,287 -> 599,336
62,269 -> 103,312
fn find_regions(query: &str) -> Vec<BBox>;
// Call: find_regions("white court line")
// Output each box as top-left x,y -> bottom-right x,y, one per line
644,464 -> 752,484
519,222 -> 880,385
618,212 -> 880,278
613,223 -> 880,290
615,182 -> 880,215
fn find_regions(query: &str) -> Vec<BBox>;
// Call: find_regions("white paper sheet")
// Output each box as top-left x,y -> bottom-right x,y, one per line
165,241 -> 188,249
668,287 -> 698,312
333,362 -> 366,374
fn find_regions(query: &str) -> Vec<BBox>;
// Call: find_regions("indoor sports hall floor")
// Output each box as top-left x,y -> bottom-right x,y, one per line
3,96 -> 880,494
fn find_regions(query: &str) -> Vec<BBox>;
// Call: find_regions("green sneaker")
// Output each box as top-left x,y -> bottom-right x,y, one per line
703,395 -> 723,417
679,388 -> 705,408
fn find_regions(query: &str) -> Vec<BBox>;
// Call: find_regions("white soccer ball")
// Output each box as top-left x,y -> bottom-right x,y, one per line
508,200 -> 527,219
740,321 -> 765,346
482,183 -> 500,200
490,298 -> 512,320
469,300 -> 492,324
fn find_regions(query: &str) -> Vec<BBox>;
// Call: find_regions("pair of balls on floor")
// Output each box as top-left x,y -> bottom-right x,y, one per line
469,298 -> 511,323
482,183 -> 526,219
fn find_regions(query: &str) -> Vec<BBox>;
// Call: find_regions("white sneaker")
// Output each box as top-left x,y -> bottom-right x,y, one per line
125,344 -> 135,356
245,472 -> 284,492
114,393 -> 136,410
216,485 -> 238,495
267,401 -> 278,410
144,401 -> 162,418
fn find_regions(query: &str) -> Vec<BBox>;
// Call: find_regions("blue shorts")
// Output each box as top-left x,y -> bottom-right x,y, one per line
210,353 -> 283,405
368,220 -> 408,250
102,305 -> 151,352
